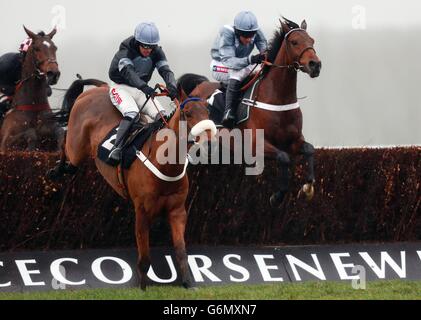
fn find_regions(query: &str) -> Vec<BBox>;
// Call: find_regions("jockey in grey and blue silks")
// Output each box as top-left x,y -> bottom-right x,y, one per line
211,27 -> 267,71
108,22 -> 178,162
210,11 -> 268,129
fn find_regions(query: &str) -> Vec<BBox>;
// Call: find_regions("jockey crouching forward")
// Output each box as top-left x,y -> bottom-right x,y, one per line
210,11 -> 268,128
108,22 -> 178,161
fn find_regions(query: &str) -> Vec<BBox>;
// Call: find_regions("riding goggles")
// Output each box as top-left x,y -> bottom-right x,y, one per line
137,41 -> 157,50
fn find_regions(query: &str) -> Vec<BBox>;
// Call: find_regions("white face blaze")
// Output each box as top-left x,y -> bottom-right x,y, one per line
43,40 -> 51,48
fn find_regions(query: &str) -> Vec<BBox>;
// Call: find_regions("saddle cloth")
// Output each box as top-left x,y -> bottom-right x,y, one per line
97,121 -> 163,169
206,80 -> 257,127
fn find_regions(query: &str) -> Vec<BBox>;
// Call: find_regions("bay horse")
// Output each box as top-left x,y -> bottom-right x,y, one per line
49,79 -> 217,290
0,26 -> 62,152
177,18 -> 322,207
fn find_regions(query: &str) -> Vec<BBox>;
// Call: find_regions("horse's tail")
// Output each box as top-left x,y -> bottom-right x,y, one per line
55,74 -> 108,126
177,73 -> 209,97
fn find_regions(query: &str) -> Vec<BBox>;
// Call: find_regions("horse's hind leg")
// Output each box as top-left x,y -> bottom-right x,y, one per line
134,206 -> 151,291
270,151 -> 291,208
168,207 -> 194,289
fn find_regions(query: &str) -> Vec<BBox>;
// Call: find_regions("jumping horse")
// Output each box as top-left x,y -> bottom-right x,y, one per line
177,18 -> 322,207
0,26 -> 61,152
49,78 -> 217,290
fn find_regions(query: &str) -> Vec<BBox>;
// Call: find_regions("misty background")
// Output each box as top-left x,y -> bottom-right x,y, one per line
1,0 -> 420,147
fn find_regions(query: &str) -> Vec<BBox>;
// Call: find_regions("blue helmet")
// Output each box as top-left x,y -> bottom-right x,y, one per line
134,22 -> 160,45
234,11 -> 259,32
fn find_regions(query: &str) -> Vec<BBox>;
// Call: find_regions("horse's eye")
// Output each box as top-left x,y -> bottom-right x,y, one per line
291,40 -> 298,46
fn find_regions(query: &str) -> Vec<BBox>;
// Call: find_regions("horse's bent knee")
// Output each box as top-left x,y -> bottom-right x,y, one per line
301,142 -> 315,156
276,151 -> 290,166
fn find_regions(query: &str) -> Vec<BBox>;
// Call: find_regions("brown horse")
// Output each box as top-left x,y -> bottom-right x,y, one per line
0,26 -> 62,152
49,79 -> 217,290
177,18 -> 322,207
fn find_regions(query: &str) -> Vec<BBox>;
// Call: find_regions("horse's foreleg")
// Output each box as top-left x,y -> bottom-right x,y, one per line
168,207 -> 194,289
25,128 -> 38,151
47,132 -> 78,179
135,206 -> 151,291
298,141 -> 316,201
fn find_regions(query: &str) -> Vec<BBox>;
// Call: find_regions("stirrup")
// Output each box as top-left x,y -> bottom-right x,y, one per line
108,147 -> 122,161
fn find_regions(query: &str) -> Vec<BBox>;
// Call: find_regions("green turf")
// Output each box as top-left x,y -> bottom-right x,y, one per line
0,280 -> 420,300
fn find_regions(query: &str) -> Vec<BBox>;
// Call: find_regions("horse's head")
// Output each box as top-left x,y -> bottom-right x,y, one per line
180,97 -> 217,148
279,18 -> 322,78
23,26 -> 61,85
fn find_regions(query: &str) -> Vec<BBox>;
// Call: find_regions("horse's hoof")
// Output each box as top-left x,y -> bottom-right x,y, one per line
188,286 -> 199,291
46,168 -> 60,180
298,183 -> 314,201
270,191 -> 285,208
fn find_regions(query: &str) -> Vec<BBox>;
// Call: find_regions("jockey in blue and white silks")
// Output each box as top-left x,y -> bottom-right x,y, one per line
210,11 -> 268,128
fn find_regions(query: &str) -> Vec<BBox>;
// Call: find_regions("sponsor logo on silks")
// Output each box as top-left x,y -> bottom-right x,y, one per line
213,65 -> 229,73
111,88 -> 123,105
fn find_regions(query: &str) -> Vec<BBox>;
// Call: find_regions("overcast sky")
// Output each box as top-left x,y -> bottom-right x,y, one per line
1,0 -> 420,146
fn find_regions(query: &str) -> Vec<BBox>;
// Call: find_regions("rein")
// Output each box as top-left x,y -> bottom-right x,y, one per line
264,28 -> 316,72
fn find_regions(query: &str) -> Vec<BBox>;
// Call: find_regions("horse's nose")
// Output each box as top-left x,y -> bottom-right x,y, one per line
47,71 -> 60,85
309,60 -> 321,77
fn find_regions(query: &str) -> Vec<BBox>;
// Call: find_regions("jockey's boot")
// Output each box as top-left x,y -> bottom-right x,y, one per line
108,116 -> 134,162
222,79 -> 242,129
0,100 -> 10,119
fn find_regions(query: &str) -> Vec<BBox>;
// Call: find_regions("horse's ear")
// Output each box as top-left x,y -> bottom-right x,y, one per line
301,20 -> 307,30
279,19 -> 290,34
23,25 -> 37,39
47,27 -> 57,39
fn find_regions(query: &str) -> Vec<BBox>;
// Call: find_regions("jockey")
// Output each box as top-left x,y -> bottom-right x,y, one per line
108,22 -> 178,161
210,11 -> 268,128
0,38 -> 31,117
0,37 -> 53,118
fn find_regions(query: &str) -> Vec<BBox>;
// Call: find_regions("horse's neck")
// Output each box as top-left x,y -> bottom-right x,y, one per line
13,52 -> 49,106
150,106 -> 186,177
258,47 -> 298,105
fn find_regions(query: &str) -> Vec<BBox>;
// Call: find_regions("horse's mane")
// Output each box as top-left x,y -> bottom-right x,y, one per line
177,73 -> 209,96
37,31 -> 46,37
264,17 -> 300,75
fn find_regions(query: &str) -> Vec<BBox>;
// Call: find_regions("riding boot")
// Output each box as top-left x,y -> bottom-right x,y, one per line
108,116 -> 135,161
0,100 -> 10,119
222,79 -> 242,129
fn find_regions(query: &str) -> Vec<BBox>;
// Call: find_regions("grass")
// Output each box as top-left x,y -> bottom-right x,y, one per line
0,280 -> 420,300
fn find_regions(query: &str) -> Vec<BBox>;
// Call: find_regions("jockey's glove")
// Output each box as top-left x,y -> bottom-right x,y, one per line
141,85 -> 156,98
249,53 -> 266,65
167,85 -> 179,101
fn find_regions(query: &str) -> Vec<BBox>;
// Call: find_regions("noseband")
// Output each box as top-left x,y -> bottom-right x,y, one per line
179,96 -> 209,145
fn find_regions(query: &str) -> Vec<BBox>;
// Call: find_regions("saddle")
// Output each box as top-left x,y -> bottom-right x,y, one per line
207,78 -> 260,127
97,117 -> 165,169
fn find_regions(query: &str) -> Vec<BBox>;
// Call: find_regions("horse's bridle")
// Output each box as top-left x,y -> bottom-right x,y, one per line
265,28 -> 316,72
179,96 -> 209,145
17,42 -> 58,87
